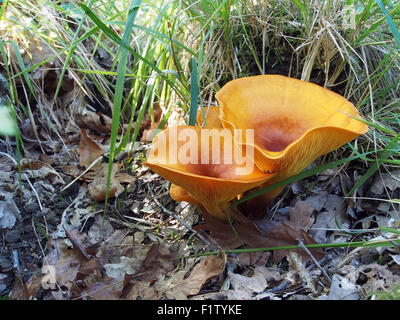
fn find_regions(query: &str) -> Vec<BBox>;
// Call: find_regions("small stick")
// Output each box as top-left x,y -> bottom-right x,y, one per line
297,238 -> 332,283
60,155 -> 103,192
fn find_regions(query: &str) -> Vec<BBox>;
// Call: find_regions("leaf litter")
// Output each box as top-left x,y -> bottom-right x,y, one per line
1,42 -> 400,299
3,139 -> 400,300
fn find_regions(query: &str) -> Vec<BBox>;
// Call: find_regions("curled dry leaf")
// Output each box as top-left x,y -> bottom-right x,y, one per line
79,129 -> 104,168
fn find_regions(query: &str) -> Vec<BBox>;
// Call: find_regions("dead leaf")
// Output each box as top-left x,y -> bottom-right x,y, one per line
136,243 -> 176,282
45,239 -> 87,295
228,268 -> 268,295
79,129 -> 104,168
121,242 -> 176,299
308,194 -> 349,243
196,206 -> 323,264
194,210 -> 267,250
0,200 -> 18,229
64,227 -> 93,260
286,201 -> 314,231
155,252 -> 226,300
123,277 -> 157,300
370,171 -> 400,194
88,163 -> 124,201
328,274 -> 359,300
9,276 -> 33,300
115,172 -> 136,184
265,219 -> 324,263
70,259 -> 123,300
87,214 -> 115,245
72,276 -> 123,300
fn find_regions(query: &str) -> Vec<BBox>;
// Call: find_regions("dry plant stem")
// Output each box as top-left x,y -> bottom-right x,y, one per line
60,155 -> 103,192
297,238 -> 332,283
336,246 -> 370,269
146,184 -> 216,250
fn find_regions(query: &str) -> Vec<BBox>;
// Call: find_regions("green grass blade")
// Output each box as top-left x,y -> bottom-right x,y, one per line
375,0 -> 400,48
80,3 -> 183,100
346,131 -> 400,197
357,3 -> 400,45
10,40 -> 37,102
0,0 -> 7,20
52,0 -> 95,104
102,0 -> 143,216
132,23 -> 197,57
189,57 -> 198,126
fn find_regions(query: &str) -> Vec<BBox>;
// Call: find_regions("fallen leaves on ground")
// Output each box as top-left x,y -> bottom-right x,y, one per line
87,163 -> 124,202
152,252 -> 226,300
13,215 -> 226,300
195,202 -> 323,264
79,129 -> 104,168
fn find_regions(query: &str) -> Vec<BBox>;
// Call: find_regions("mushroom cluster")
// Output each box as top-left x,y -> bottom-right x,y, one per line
145,75 -> 368,221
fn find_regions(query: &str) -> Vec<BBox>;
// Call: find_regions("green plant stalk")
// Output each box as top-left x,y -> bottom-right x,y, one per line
103,0 -> 143,217
375,0 -> 400,48
188,57 -> 198,126
79,3 -> 184,100
0,0 -> 8,20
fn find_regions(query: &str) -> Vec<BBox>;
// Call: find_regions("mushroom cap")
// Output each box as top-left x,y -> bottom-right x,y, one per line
145,125 -> 274,220
216,75 -> 368,177
196,106 -> 223,128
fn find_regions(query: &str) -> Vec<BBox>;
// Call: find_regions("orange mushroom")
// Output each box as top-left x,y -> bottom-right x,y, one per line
216,75 -> 368,214
196,106 -> 223,128
145,125 -> 274,220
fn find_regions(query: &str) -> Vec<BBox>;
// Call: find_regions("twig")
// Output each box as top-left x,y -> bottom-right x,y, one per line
60,155 -> 103,192
146,184 -> 216,250
24,172 -> 43,213
297,238 -> 332,283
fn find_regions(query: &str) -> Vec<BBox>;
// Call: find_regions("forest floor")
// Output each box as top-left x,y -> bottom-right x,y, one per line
1,128 -> 400,300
